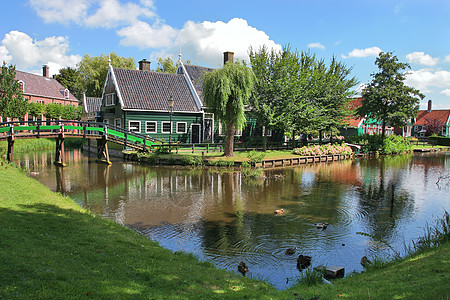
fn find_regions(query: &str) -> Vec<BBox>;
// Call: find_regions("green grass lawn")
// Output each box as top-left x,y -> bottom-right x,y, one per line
1,157 -> 449,299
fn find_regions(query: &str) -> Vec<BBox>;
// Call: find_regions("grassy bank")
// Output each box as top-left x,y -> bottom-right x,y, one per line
1,158 -> 449,299
0,160 -> 284,299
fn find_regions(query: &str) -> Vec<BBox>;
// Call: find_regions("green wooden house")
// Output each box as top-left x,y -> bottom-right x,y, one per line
100,58 -> 205,144
99,52 -> 284,145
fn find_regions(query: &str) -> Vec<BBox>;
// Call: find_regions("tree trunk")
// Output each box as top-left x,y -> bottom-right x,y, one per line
381,120 -> 386,142
319,130 -> 323,145
223,122 -> 235,157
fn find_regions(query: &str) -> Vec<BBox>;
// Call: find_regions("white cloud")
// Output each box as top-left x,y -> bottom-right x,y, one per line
308,43 -> 325,50
29,0 -> 90,25
0,31 -> 81,76
406,51 -> 439,66
444,55 -> 450,63
84,0 -> 155,28
0,45 -> 12,64
405,68 -> 450,93
440,89 -> 450,97
140,18 -> 281,67
342,47 -> 382,59
118,21 -> 177,49
175,18 -> 282,67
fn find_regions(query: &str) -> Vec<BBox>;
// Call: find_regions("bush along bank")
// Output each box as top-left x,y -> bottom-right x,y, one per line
345,134 -> 412,155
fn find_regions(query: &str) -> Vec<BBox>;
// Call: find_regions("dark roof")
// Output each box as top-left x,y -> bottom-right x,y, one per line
114,68 -> 200,112
415,109 -> 450,126
182,65 -> 215,105
85,97 -> 102,113
15,70 -> 78,101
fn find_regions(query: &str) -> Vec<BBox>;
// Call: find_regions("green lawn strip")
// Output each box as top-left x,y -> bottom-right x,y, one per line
288,242 -> 450,299
0,161 -> 286,299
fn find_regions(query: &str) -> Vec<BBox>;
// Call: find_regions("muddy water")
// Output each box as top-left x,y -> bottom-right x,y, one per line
16,150 -> 450,290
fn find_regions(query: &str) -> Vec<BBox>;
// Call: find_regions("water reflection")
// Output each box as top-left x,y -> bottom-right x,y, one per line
16,150 -> 450,290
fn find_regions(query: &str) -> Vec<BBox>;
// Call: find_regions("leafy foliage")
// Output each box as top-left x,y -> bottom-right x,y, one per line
358,52 -> 424,140
345,134 -> 412,154
60,105 -> 82,120
54,67 -> 82,99
0,62 -> 29,119
77,52 -> 136,97
155,57 -> 191,73
28,102 -> 45,119
203,61 -> 255,156
45,103 -> 62,120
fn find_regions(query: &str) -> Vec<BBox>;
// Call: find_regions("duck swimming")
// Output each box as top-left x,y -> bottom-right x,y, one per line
315,223 -> 329,229
285,247 -> 297,255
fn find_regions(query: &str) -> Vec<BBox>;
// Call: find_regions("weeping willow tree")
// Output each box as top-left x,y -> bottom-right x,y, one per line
203,61 -> 255,157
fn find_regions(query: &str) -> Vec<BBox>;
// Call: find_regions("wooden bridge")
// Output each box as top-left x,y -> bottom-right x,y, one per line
0,120 -> 161,166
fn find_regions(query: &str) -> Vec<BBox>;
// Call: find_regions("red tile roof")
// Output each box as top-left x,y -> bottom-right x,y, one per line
15,70 -> 78,102
344,98 -> 364,127
415,110 -> 450,126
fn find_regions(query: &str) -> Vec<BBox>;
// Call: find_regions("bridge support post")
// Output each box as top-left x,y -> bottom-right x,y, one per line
54,135 -> 66,167
7,136 -> 14,162
97,137 -> 111,165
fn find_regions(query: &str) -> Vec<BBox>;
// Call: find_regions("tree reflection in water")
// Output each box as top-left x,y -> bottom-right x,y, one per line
16,150 -> 450,290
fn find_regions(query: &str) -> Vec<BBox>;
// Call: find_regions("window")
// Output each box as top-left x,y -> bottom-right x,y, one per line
146,121 -> 157,133
105,93 -> 115,106
36,100 -> 45,104
103,119 -> 109,124
162,121 -> 172,133
262,126 -> 272,137
64,89 -> 69,99
114,118 -> 121,128
18,80 -> 24,92
234,128 -> 242,136
176,122 -> 187,133
128,121 -> 141,133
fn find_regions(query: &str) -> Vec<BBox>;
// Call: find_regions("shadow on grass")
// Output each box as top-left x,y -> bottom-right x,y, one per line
0,203 -> 278,299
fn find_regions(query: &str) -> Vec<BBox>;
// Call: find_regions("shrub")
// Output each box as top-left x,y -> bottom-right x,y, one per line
247,150 -> 266,165
345,134 -> 411,154
181,155 -> 204,166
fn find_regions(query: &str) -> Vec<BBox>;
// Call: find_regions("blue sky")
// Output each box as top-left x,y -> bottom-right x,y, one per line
1,0 -> 449,109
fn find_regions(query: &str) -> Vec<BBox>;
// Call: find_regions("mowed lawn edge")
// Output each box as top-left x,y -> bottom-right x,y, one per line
0,161 -> 284,299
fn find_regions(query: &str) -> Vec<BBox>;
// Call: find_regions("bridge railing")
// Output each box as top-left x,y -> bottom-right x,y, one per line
0,120 -> 163,150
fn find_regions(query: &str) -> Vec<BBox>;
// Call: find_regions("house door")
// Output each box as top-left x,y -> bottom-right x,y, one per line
204,118 -> 213,141
191,124 -> 201,144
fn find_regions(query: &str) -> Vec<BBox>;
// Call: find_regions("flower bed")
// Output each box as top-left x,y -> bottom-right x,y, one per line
293,144 -> 353,156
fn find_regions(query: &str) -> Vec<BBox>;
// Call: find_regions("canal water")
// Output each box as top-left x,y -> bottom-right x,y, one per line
15,150 -> 450,290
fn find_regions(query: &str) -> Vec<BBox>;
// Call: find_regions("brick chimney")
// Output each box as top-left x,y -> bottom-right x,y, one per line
427,99 -> 432,112
223,51 -> 234,65
138,59 -> 151,71
42,65 -> 50,78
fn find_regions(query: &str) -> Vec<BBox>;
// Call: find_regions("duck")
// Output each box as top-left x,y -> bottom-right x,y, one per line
360,256 -> 372,268
285,246 -> 297,255
297,255 -> 312,266
238,261 -> 248,276
315,223 -> 329,229
274,209 -> 285,215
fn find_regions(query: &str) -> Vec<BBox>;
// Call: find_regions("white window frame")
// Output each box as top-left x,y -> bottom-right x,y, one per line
105,93 -> 115,106
64,89 -> 69,99
176,122 -> 187,133
145,121 -> 157,133
128,120 -> 141,133
18,80 -> 24,92
114,118 -> 121,128
234,128 -> 242,136
161,121 -> 172,134
103,119 -> 109,124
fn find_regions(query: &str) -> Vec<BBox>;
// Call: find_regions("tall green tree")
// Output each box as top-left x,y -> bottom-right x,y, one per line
0,62 -> 29,120
155,57 -> 191,73
78,52 -> 136,97
203,61 -> 255,156
308,56 -> 358,142
55,67 -> 82,99
358,52 -> 424,141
